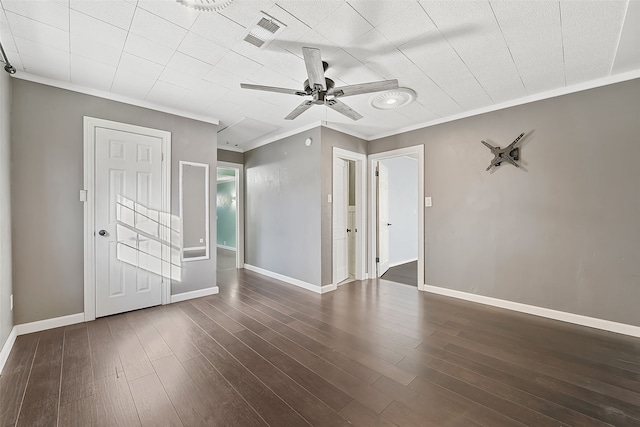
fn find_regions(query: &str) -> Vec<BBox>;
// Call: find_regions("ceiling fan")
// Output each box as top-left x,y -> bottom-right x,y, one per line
240,47 -> 399,121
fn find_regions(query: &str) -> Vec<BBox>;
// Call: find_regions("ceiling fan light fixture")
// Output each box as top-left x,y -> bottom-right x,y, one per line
370,88 -> 416,110
175,0 -> 235,12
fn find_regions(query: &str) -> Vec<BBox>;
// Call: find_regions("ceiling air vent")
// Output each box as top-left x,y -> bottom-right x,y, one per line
243,12 -> 286,49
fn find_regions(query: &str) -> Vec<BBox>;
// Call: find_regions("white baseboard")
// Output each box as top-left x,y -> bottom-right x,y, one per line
0,326 -> 17,375
322,283 -> 338,293
171,286 -> 219,303
390,257 -> 418,268
216,244 -> 236,251
14,313 -> 85,336
423,285 -> 640,338
244,264 -> 334,294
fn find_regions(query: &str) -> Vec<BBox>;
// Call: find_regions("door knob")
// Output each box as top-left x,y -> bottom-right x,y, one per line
98,230 -> 107,236
346,228 -> 351,232
386,223 -> 392,226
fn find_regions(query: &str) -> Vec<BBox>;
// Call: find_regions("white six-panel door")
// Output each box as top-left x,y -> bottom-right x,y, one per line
334,158 -> 349,283
94,127 -> 164,317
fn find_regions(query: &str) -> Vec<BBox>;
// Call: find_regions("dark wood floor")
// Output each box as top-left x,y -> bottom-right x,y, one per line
2,270 -> 640,426
216,248 -> 236,271
381,261 -> 417,286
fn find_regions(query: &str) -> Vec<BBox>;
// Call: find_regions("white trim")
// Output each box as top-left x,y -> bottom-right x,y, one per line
15,313 -> 85,336
216,244 -> 237,251
170,287 -> 219,303
83,117 -> 172,321
423,285 -> 640,338
13,72 -> 219,125
322,121 -> 370,141
217,161 -> 245,269
180,161 -> 210,263
244,264 -> 334,294
241,121 -> 321,152
217,144 -> 244,153
390,257 -> 419,268
368,69 -> 640,141
237,122 -> 370,154
332,147 -> 367,290
369,145 -> 425,291
0,326 -> 17,375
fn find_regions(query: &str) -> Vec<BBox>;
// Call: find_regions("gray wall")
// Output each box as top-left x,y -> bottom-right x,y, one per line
381,156 -> 418,266
245,127 -> 322,287
0,71 -> 12,349
320,127 -> 368,285
181,164 -> 208,249
218,149 -> 243,164
11,79 -> 217,325
369,78 -> 640,327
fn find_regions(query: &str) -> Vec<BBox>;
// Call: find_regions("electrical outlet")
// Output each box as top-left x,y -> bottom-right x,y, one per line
199,238 -> 204,243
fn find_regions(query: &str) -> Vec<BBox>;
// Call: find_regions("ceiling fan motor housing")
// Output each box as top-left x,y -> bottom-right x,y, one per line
303,77 -> 335,94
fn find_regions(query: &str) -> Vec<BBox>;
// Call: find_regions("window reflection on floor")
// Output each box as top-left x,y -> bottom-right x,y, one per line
115,194 -> 182,281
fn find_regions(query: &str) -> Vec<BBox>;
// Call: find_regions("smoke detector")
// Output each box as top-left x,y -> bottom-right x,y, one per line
243,12 -> 286,49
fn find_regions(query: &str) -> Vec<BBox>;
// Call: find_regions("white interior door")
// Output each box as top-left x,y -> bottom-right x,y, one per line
334,158 -> 349,283
377,161 -> 390,276
95,127 -> 164,317
348,206 -> 356,277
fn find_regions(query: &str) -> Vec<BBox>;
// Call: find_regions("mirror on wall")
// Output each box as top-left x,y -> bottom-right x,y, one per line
180,161 -> 209,261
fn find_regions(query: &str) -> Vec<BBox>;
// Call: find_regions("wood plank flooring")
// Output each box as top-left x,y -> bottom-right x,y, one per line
381,261 -> 417,287
2,269 -> 640,426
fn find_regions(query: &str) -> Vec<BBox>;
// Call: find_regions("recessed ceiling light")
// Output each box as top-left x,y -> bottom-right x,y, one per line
370,88 -> 417,110
175,0 -> 235,12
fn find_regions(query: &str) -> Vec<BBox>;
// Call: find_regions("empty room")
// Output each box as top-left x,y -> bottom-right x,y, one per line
1,0 -> 639,426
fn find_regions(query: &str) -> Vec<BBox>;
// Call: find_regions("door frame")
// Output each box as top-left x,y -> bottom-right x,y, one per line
368,145 -> 425,291
217,161 -> 245,269
333,147 -> 367,288
83,117 -> 172,322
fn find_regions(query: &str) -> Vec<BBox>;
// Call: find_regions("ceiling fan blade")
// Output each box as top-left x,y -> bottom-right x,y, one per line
326,99 -> 363,121
240,83 -> 307,96
330,79 -> 399,98
302,47 -> 326,91
285,101 -> 314,120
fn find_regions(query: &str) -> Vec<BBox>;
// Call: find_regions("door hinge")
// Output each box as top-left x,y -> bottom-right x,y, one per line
376,257 -> 380,263
375,171 -> 379,177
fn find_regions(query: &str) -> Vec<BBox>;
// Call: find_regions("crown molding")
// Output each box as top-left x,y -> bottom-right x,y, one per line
11,72 -> 220,126
321,121 -> 370,141
368,68 -> 640,141
241,121 -> 322,152
217,144 -> 244,153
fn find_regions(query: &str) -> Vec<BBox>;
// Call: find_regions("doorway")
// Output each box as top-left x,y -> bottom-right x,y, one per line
332,148 -> 366,288
83,117 -> 172,321
369,145 -> 425,290
216,162 -> 244,272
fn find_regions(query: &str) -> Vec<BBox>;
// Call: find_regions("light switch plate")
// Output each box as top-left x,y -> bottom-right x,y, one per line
425,197 -> 432,207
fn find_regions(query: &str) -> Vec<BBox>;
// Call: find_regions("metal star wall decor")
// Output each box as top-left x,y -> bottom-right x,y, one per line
481,132 -> 525,171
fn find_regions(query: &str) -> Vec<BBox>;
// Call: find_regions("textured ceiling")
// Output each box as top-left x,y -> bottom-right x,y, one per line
0,0 -> 638,151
